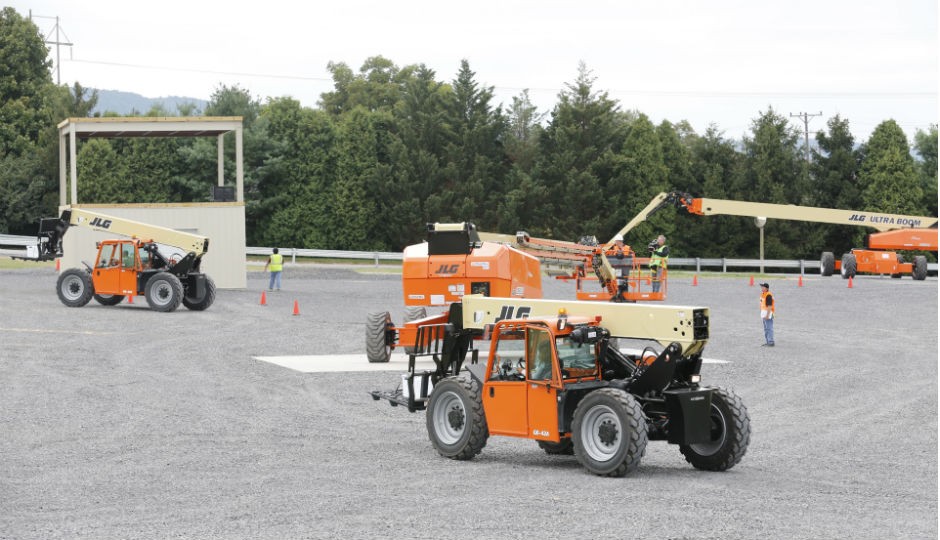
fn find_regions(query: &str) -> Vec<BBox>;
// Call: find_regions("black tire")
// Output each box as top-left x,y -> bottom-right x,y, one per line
913,256 -> 928,281
402,306 -> 427,355
93,294 -> 125,306
56,269 -> 94,308
366,311 -> 392,363
571,388 -> 648,477
679,387 -> 750,471
183,276 -> 216,311
145,272 -> 183,312
537,439 -> 575,455
840,253 -> 857,279
426,377 -> 489,460
820,252 -> 834,276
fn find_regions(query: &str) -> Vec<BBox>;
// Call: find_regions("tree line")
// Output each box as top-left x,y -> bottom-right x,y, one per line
2,7 -> 936,262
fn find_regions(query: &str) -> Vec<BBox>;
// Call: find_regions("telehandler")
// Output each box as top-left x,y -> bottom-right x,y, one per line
370,294 -> 750,476
35,208 -> 215,312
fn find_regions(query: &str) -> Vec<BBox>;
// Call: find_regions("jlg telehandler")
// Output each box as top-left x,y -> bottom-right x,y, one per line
370,294 -> 750,476
35,208 -> 215,312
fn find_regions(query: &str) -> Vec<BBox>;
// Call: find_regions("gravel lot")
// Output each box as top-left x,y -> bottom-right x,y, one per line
1,265 -> 936,539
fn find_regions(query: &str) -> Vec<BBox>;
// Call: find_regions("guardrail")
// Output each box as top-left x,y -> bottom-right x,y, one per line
4,234 -> 937,273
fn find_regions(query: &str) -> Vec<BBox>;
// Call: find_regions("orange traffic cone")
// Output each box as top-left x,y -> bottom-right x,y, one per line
798,275 -> 803,287
692,275 -> 698,286
55,258 -> 60,271
292,300 -> 300,316
749,275 -> 754,286
128,295 -> 134,304
848,277 -> 853,289
260,291 -> 267,306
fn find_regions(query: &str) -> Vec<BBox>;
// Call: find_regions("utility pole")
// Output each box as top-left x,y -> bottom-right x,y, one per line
29,11 -> 73,85
790,111 -> 823,163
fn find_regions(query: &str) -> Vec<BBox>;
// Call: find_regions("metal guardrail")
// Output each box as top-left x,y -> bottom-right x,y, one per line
5,235 -> 937,272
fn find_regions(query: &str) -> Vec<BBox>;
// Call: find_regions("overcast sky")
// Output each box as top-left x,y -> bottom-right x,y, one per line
11,0 -> 938,142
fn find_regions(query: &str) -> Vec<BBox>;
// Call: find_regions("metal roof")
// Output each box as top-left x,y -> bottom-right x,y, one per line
57,116 -> 243,138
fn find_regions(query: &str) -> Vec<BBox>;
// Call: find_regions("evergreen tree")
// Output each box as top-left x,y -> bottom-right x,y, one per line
913,125 -> 938,216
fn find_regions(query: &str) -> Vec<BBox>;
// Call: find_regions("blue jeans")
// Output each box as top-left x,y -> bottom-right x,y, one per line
762,317 -> 774,345
268,271 -> 282,290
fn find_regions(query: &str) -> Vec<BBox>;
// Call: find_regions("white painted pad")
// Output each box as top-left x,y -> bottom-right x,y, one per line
256,352 -> 728,373
254,353 -> 439,373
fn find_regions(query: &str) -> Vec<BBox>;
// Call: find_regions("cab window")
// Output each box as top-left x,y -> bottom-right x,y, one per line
555,336 -> 599,372
490,326 -> 526,380
121,243 -> 136,268
97,244 -> 117,268
527,328 -> 554,380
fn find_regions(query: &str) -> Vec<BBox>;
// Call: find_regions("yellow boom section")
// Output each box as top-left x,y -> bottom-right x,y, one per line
66,208 -> 209,256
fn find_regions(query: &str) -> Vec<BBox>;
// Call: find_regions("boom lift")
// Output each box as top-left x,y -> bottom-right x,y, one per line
36,208 -> 216,312
369,294 -> 749,476
616,191 -> 938,280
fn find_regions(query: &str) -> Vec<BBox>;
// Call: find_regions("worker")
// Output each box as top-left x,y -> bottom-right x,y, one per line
264,247 -> 284,291
649,235 -> 669,293
759,282 -> 775,347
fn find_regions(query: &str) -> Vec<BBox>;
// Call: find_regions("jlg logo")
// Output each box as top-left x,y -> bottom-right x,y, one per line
89,217 -> 112,229
435,264 -> 460,274
496,305 -> 531,322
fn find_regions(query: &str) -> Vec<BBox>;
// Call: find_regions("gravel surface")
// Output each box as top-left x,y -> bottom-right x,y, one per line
1,265 -> 936,539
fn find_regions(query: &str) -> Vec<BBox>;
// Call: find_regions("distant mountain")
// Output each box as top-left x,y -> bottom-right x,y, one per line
91,89 -> 208,116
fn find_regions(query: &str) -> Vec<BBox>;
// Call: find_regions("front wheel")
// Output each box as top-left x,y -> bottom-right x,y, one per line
840,253 -> 857,279
820,252 -> 834,276
183,276 -> 216,311
56,269 -> 94,307
913,256 -> 927,281
426,378 -> 488,460
572,388 -> 648,476
679,387 -> 750,471
145,272 -> 183,312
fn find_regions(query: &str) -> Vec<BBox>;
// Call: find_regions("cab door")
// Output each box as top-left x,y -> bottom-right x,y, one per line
117,242 -> 138,294
92,242 -> 122,294
525,328 -> 560,441
482,326 -> 528,437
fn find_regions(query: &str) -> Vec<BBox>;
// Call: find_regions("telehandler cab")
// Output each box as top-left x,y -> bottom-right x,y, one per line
371,295 -> 750,476
36,208 -> 215,312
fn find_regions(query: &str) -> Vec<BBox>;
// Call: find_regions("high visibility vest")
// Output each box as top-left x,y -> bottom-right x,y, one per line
760,291 -> 775,314
269,253 -> 283,272
650,246 -> 669,268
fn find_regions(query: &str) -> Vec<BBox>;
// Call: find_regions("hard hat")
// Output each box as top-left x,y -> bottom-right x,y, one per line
613,234 -> 624,242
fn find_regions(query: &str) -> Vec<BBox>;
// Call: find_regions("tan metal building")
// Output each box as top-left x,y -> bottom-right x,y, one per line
57,117 -> 247,288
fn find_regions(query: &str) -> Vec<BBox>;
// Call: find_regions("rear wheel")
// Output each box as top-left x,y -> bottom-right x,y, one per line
56,269 -> 94,307
572,388 -> 647,476
537,439 -> 574,455
426,378 -> 488,460
840,253 -> 857,279
913,256 -> 928,281
820,252 -> 834,276
366,311 -> 392,363
145,272 -> 183,312
93,294 -> 125,306
183,276 -> 216,311
679,387 -> 750,471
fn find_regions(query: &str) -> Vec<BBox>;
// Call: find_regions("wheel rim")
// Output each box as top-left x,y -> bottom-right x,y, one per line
432,391 -> 466,445
150,280 -> 173,306
690,404 -> 728,456
61,275 -> 84,301
580,404 -> 622,462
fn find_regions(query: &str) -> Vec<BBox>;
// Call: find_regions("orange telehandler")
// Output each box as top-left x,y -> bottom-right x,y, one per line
616,191 -> 938,280
370,294 -> 750,476
35,208 -> 216,312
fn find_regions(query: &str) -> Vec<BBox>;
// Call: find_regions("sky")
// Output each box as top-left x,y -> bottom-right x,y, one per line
10,0 -> 938,143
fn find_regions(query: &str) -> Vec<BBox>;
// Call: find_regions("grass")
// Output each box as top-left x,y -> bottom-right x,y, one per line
0,258 -> 55,270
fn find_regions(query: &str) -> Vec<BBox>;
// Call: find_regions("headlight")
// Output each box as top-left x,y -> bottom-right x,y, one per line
690,374 -> 701,384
